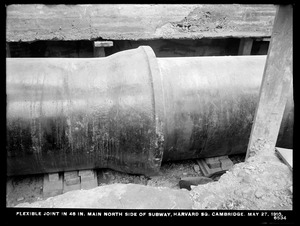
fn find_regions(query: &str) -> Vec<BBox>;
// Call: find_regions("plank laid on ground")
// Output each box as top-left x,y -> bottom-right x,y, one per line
246,5 -> 293,159
275,147 -> 293,170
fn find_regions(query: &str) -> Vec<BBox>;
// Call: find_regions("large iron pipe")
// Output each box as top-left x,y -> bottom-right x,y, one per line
157,57 -> 293,161
6,46 -> 293,176
7,46 -> 165,176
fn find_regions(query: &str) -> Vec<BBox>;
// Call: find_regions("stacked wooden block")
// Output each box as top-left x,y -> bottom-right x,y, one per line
43,170 -> 98,198
63,171 -> 81,193
197,156 -> 234,177
43,173 -> 64,198
79,170 -> 98,190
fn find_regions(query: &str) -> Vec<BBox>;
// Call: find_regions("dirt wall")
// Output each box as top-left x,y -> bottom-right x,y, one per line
6,4 -> 276,42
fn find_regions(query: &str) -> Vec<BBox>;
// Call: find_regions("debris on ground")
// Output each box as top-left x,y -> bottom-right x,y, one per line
190,150 -> 292,210
8,152 -> 292,210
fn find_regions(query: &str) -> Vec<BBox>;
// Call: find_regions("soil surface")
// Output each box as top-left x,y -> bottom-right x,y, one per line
190,151 -> 292,210
6,155 -> 243,207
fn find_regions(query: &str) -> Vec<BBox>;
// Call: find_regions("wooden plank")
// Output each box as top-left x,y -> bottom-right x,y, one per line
275,147 -> 293,170
94,41 -> 113,48
6,4 -> 276,42
263,38 -> 271,41
245,5 -> 293,159
238,38 -> 253,55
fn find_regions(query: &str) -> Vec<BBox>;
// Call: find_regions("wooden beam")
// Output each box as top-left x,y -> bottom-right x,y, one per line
245,5 -> 293,159
238,38 -> 253,55
262,38 -> 271,42
275,147 -> 293,170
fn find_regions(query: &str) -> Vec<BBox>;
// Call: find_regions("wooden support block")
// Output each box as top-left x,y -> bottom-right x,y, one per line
93,47 -> 105,57
43,174 -> 63,198
196,159 -> 222,177
246,5 -> 293,159
65,177 -> 80,186
238,38 -> 253,55
63,170 -> 81,192
79,169 -> 97,190
218,156 -> 229,160
79,169 -> 95,178
205,157 -> 221,169
80,175 -> 95,182
63,183 -> 81,193
48,173 -> 59,182
64,171 -> 79,180
219,156 -> 233,170
62,170 -> 98,192
275,147 -> 293,170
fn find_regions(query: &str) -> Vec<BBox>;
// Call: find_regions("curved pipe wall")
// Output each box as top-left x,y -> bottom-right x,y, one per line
6,46 -> 293,176
157,56 -> 293,161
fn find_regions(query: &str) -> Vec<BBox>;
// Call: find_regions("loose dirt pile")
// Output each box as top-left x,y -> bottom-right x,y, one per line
190,150 -> 292,210
170,6 -> 232,33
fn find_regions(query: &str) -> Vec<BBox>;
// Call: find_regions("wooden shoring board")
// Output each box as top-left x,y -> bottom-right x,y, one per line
275,147 -> 293,170
245,5 -> 293,159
